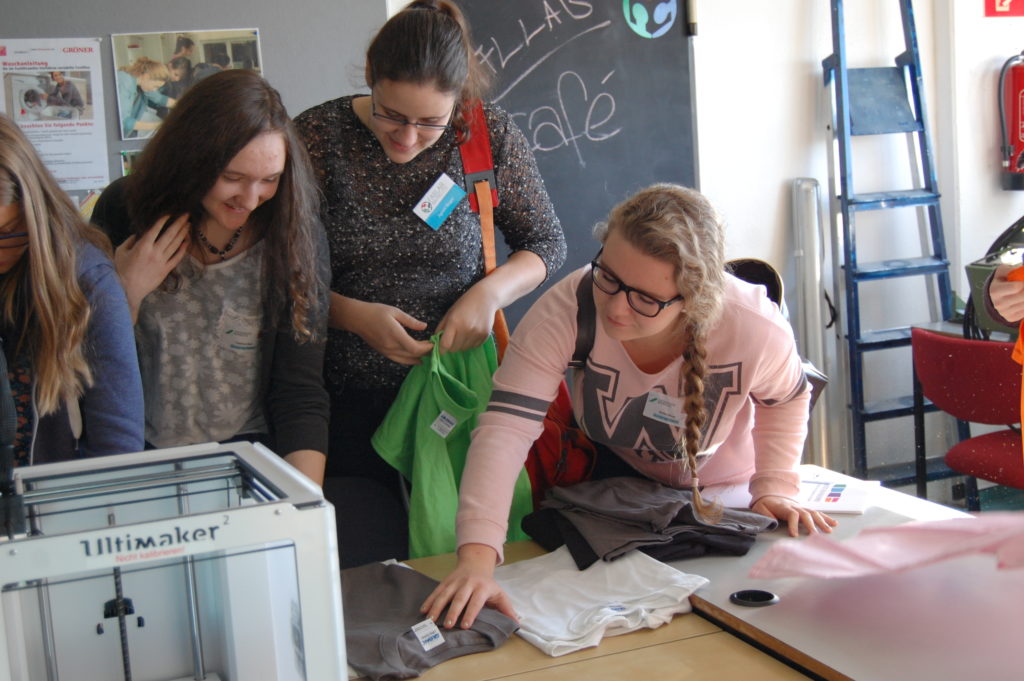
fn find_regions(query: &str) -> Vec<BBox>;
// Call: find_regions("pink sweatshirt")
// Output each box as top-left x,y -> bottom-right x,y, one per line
457,267 -> 811,559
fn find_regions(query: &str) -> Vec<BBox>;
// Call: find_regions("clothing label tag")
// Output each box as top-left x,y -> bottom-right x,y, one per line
643,391 -> 683,426
430,410 -> 458,438
412,618 -> 445,651
413,173 -> 466,230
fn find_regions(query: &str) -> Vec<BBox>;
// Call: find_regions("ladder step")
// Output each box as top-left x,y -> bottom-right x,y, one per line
851,256 -> 948,280
848,67 -> 921,135
861,396 -> 939,421
870,456 -> 960,487
847,189 -> 939,210
856,326 -> 911,350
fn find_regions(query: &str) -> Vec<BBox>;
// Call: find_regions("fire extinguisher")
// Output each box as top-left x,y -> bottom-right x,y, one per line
1000,51 -> 1024,190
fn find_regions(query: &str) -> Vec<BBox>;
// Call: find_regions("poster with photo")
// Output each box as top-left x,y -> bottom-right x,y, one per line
111,28 -> 262,141
0,37 -> 109,193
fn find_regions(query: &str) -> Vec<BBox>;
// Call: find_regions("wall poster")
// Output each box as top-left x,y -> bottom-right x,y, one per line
110,28 -> 262,141
0,37 -> 109,194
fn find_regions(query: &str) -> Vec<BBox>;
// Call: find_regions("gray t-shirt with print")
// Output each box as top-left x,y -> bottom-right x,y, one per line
136,242 -> 266,448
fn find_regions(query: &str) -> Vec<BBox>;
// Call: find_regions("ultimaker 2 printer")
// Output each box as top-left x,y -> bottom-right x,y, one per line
0,442 -> 345,680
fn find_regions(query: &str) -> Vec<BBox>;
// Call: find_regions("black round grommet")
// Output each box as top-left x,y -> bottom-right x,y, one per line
729,589 -> 780,607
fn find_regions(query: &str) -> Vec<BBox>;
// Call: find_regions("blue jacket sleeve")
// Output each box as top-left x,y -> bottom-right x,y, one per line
78,247 -> 145,456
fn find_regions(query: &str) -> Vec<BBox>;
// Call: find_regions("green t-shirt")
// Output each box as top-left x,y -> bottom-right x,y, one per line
372,334 -> 532,558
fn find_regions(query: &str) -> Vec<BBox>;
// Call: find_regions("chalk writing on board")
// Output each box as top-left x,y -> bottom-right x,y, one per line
516,69 -> 621,168
471,2 -> 619,167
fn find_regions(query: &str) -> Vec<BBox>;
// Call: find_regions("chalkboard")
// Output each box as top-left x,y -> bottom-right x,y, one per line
459,0 -> 698,323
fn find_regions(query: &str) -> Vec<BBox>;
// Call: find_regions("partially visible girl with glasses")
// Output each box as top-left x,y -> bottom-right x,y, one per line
294,0 -> 566,564
0,114 -> 143,465
424,184 -> 837,630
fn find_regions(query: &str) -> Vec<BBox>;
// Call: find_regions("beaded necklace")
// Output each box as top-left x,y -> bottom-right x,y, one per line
196,225 -> 243,261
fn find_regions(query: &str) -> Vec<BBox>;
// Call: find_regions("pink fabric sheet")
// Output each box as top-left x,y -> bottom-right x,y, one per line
749,512 -> 1024,579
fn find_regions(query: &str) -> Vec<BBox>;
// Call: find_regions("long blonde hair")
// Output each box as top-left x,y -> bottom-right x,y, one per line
597,184 -> 726,520
0,114 -> 109,414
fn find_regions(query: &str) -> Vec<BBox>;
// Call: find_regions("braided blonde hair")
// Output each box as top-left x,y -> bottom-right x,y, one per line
596,184 -> 726,520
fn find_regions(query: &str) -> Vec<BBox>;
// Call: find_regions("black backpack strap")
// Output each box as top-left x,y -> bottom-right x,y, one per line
570,274 -> 595,369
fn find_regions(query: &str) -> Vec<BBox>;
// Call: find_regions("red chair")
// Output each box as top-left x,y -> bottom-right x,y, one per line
911,327 -> 1024,511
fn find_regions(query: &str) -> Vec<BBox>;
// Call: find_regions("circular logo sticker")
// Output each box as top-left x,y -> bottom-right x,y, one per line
623,0 -> 678,39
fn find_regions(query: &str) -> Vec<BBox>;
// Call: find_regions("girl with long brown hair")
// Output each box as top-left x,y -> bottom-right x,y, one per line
91,69 -> 330,484
424,184 -> 836,628
0,114 -> 143,464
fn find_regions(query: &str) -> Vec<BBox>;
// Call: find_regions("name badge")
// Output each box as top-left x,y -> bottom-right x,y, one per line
413,173 -> 466,230
643,391 -> 683,427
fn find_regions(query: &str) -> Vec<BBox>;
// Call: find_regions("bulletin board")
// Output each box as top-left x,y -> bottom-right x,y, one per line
1,0 -> 385,184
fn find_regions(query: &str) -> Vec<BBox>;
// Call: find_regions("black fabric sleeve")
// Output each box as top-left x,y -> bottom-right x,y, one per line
263,224 -> 331,457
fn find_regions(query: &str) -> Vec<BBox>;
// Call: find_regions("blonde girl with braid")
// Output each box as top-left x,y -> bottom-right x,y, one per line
424,183 -> 837,630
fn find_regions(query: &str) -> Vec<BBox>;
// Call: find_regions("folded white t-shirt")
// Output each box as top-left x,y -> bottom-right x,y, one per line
494,546 -> 708,656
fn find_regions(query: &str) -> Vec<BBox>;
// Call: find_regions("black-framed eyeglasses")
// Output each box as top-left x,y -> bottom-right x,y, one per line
370,96 -> 453,131
0,232 -> 28,249
590,250 -> 683,318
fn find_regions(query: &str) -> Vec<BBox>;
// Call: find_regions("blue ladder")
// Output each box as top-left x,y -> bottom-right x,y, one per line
821,0 -> 955,485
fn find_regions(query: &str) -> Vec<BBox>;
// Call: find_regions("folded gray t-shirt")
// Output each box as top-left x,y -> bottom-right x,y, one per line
342,562 -> 518,680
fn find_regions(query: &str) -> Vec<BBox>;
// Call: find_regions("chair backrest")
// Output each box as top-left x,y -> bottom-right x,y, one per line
911,327 -> 1021,425
727,258 -> 784,308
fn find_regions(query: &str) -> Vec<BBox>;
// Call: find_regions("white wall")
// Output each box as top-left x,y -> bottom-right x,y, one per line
692,0 -> 1024,315
694,0 -> 946,278
944,1 -> 1024,286
692,0 -> 1024,480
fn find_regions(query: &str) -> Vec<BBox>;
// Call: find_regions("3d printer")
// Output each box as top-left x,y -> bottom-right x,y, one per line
0,442 -> 346,681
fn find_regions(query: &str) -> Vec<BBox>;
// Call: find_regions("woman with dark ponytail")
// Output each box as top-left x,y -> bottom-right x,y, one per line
424,183 -> 836,629
295,0 -> 565,545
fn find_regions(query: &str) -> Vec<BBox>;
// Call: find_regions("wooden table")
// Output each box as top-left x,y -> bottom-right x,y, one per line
678,466 -> 1021,681
395,466 -> 1015,681
404,543 -> 809,680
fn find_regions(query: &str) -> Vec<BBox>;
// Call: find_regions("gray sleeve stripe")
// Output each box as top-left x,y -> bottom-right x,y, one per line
487,404 -> 546,422
753,374 -> 809,407
490,390 -> 551,412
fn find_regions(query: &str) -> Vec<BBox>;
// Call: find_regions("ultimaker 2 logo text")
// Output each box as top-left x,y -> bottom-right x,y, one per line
80,524 -> 222,558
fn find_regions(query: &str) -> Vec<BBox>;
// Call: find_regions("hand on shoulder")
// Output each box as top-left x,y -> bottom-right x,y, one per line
114,214 -> 190,321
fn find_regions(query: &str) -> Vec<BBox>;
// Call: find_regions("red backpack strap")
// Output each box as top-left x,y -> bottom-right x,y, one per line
458,99 -> 500,213
459,99 -> 509,360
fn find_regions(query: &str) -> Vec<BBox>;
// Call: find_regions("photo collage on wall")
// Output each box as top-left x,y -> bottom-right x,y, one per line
111,28 -> 263,143
0,29 -> 263,216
